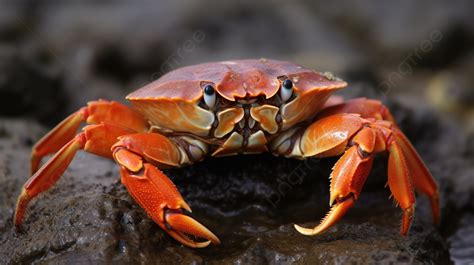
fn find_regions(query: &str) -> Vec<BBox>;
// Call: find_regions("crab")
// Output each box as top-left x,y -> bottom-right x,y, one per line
14,59 -> 439,248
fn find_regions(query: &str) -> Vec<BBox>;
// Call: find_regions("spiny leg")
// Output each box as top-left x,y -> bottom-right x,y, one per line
31,100 -> 147,174
387,139 -> 416,235
295,144 -> 374,235
393,128 -> 439,224
319,98 -> 439,224
15,123 -> 134,229
112,133 -> 219,248
273,113 -> 422,235
292,117 -> 377,235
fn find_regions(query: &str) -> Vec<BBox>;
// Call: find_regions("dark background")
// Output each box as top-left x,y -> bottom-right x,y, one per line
0,1 -> 473,264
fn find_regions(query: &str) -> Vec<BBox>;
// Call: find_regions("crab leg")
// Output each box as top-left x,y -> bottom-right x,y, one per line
393,128 -> 439,224
294,117 -> 377,235
387,139 -> 416,234
15,123 -> 134,228
31,100 -> 147,174
319,98 -> 439,224
112,133 -> 220,248
279,111 -> 433,236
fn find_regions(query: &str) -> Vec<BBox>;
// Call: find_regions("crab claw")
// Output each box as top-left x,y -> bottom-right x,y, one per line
165,210 -> 220,248
295,196 -> 355,235
117,153 -> 220,248
295,145 -> 373,236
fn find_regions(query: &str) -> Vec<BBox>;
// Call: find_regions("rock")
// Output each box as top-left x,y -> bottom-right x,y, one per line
449,214 -> 474,264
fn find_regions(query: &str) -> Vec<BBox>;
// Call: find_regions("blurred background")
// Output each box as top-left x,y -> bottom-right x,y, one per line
0,0 -> 473,131
1,1 -> 473,264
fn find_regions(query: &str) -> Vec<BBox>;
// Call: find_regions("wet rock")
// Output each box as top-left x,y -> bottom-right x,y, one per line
449,214 -> 474,264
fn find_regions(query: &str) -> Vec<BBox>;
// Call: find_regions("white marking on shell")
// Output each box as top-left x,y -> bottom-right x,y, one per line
292,76 -> 300,84
331,131 -> 348,140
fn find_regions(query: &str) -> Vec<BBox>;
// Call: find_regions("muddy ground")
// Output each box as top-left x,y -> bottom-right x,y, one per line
1,1 -> 473,264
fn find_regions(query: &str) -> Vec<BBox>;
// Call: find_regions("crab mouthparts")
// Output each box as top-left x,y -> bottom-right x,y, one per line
236,98 -> 258,104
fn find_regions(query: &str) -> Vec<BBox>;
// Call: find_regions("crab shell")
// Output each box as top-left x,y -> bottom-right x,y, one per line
127,59 -> 347,155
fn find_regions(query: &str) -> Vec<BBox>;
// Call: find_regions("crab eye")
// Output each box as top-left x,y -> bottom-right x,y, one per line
203,84 -> 216,108
280,79 -> 293,102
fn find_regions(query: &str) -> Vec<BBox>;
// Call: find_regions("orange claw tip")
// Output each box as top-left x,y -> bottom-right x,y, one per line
294,196 -> 355,236
179,201 -> 192,214
167,230 -> 213,248
165,212 -> 220,247
400,205 -> 415,236
13,188 -> 30,229
294,224 -> 320,236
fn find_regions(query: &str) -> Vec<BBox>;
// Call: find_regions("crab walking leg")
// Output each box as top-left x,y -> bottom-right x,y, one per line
15,123 -> 134,228
387,140 -> 416,235
31,100 -> 147,174
393,128 -> 439,224
295,145 -> 374,235
293,116 -> 377,235
112,133 -> 220,248
275,113 -> 421,235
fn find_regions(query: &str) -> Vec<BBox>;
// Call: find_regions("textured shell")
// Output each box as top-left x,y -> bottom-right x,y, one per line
127,59 -> 346,102
126,59 -> 347,137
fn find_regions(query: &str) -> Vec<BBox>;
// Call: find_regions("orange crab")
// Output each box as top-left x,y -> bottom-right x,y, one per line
14,59 -> 439,248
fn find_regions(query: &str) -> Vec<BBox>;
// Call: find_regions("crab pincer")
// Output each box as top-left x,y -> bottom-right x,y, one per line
113,134 -> 220,247
118,165 -> 219,247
